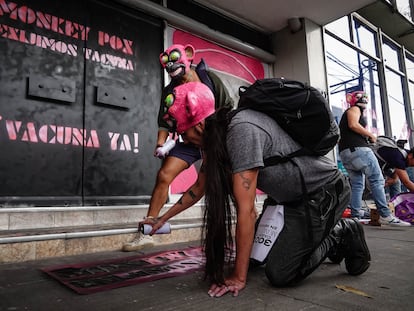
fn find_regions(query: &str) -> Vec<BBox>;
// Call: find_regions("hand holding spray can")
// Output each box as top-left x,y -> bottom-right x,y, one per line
155,139 -> 176,159
140,223 -> 171,235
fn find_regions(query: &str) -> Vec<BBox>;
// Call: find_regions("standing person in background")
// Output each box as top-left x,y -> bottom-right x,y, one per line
151,81 -> 371,297
122,44 -> 233,251
338,91 -> 410,226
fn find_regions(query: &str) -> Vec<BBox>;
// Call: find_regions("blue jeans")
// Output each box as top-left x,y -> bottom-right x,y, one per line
340,147 -> 390,218
386,178 -> 401,200
401,167 -> 414,192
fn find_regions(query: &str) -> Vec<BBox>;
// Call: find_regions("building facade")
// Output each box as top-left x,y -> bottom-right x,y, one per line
0,0 -> 413,262
325,2 -> 414,146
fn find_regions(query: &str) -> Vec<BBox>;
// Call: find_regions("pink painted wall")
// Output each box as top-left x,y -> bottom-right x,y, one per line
169,29 -> 266,194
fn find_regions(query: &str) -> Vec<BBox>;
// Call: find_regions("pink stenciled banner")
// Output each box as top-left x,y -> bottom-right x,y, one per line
41,246 -> 205,294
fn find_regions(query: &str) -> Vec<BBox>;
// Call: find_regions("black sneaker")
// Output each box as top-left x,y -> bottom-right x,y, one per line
327,246 -> 345,264
327,219 -> 350,264
343,218 -> 371,275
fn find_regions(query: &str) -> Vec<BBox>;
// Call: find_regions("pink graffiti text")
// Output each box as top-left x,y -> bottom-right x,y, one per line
0,0 -> 134,56
0,117 -> 140,153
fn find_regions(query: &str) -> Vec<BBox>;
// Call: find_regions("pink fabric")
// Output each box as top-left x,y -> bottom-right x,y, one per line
168,82 -> 215,133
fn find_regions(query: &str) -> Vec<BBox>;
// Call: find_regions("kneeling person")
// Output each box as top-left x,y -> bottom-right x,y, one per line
151,81 -> 371,297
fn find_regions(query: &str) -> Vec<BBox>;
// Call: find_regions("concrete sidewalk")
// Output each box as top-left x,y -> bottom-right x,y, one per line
0,224 -> 413,311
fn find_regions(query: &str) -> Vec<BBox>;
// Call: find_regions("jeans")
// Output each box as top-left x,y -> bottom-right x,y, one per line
265,172 -> 350,286
340,147 -> 391,218
401,167 -> 414,192
386,178 -> 401,200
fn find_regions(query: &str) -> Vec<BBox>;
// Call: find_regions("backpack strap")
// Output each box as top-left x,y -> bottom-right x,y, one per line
283,159 -> 315,246
263,148 -> 313,166
286,159 -> 342,271
195,58 -> 215,95
226,106 -> 249,122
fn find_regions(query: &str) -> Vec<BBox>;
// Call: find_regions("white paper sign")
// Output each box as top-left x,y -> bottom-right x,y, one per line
250,204 -> 284,262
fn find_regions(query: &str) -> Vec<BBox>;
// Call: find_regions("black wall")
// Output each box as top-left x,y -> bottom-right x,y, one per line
0,0 -> 163,205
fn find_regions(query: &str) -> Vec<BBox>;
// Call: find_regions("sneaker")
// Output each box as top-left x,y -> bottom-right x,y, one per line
379,215 -> 411,227
327,247 -> 344,264
330,219 -> 371,274
122,234 -> 155,252
344,218 -> 371,275
360,207 -> 371,219
351,209 -> 370,221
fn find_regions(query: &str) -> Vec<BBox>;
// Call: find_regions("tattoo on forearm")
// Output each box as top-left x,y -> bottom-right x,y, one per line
188,190 -> 197,200
239,172 -> 251,190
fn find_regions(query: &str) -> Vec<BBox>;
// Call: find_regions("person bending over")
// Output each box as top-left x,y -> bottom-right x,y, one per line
376,143 -> 414,194
122,44 -> 233,251
147,81 -> 371,297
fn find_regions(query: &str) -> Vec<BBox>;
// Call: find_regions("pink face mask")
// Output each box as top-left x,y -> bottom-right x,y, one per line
346,91 -> 368,107
159,44 -> 195,80
166,82 -> 215,134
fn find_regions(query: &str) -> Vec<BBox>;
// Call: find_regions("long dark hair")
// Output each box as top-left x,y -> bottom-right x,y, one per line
202,107 -> 235,284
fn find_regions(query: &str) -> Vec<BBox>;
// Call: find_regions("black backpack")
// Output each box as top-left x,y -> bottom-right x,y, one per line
231,78 -> 339,165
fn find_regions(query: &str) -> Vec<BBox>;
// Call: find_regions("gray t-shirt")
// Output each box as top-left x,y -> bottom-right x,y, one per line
226,110 -> 339,202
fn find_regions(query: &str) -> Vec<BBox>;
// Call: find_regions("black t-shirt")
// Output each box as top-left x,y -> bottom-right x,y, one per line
338,107 -> 369,152
376,147 -> 407,177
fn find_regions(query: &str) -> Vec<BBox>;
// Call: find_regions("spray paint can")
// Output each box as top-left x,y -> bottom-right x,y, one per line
140,223 -> 171,235
155,139 -> 176,158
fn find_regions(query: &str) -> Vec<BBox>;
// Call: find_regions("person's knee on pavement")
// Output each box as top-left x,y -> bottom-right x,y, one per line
265,266 -> 296,287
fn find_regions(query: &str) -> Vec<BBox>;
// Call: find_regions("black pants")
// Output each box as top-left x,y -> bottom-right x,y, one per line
264,172 -> 351,287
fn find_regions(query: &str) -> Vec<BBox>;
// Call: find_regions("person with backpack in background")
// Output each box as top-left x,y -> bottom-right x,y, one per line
150,81 -> 371,297
375,137 -> 403,199
373,136 -> 414,195
122,44 -> 233,252
338,91 -> 410,226
394,140 -> 414,193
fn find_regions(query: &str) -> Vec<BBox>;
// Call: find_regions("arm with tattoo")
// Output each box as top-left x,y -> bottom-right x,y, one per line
239,171 -> 254,190
227,169 -> 258,288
